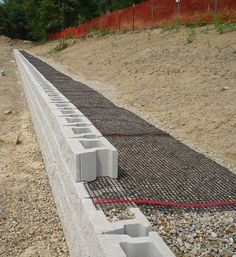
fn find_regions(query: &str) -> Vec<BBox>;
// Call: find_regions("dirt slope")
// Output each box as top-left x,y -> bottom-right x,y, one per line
30,27 -> 236,172
0,36 -> 69,257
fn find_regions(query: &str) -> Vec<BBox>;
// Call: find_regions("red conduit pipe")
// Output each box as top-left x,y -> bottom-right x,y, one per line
93,199 -> 236,208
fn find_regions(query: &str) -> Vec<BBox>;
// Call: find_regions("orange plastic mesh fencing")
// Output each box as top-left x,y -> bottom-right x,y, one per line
178,0 -> 214,24
92,17 -> 101,30
134,0 -> 152,29
100,15 -> 109,30
48,0 -> 236,40
218,0 -> 236,22
108,11 -> 120,31
153,0 -> 177,26
120,6 -> 134,30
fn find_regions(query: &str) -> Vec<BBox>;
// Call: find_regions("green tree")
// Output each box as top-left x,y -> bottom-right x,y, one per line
0,0 -> 146,41
1,0 -> 30,39
0,4 -> 7,35
24,0 -> 44,40
77,0 -> 100,24
111,0 -> 144,11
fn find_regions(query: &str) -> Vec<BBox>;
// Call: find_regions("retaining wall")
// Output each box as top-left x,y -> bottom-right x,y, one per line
14,49 -> 175,257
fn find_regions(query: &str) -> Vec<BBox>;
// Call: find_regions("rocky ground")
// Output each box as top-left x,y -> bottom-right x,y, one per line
0,36 -> 69,257
142,208 -> 236,257
102,205 -> 236,256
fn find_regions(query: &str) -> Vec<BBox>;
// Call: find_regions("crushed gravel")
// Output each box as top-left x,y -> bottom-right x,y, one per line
141,207 -> 236,257
101,204 -> 236,256
104,206 -> 135,222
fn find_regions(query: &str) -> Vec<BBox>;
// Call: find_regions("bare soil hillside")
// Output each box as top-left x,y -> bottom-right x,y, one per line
30,27 -> 236,173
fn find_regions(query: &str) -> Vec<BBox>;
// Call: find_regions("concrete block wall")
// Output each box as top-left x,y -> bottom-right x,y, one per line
15,50 -> 117,182
14,49 -> 175,257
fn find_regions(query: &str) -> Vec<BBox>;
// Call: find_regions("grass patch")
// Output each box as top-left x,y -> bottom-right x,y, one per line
99,29 -> 110,37
215,22 -> 236,34
161,22 -> 182,32
65,33 -> 73,40
160,22 -> 236,36
86,28 -> 112,38
186,28 -> 196,44
161,22 -> 206,33
52,40 -> 68,53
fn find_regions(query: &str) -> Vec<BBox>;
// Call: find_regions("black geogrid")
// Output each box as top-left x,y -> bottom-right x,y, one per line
21,51 -> 236,211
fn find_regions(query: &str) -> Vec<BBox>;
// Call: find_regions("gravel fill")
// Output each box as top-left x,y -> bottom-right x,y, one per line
141,207 -> 236,257
101,204 -> 236,256
103,206 -> 135,223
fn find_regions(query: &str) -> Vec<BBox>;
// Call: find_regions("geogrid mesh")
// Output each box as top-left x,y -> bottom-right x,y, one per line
21,51 -> 236,211
79,107 -> 166,136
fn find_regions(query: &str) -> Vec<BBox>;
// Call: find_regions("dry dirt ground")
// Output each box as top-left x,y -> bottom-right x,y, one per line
0,36 -> 69,256
30,26 -> 236,173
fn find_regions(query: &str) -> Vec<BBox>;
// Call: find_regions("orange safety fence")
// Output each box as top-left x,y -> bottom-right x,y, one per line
108,11 -> 120,31
153,0 -> 177,26
178,0 -> 215,24
48,0 -> 236,40
218,0 -> 236,21
134,1 -> 152,29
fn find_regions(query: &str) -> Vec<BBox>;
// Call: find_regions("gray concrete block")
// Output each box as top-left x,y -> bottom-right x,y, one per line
59,136 -> 117,181
50,102 -> 77,110
55,116 -> 92,129
61,125 -> 101,139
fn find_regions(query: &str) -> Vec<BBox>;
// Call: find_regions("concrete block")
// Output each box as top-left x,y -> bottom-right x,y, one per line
98,230 -> 175,257
55,116 -> 92,127
49,102 -> 77,110
48,108 -> 84,118
62,137 -> 118,181
61,125 -> 102,139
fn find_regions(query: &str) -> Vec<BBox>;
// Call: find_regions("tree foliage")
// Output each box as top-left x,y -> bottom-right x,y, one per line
0,0 -> 144,41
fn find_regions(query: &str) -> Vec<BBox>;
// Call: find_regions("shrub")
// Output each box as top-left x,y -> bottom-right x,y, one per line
186,28 -> 196,44
52,40 -> 68,53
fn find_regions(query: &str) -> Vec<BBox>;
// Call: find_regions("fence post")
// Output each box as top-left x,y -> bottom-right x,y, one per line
214,0 -> 218,23
107,11 -> 110,31
119,10 -> 121,31
151,0 -> 154,28
99,16 -> 101,30
176,0 -> 180,19
132,3 -> 135,30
